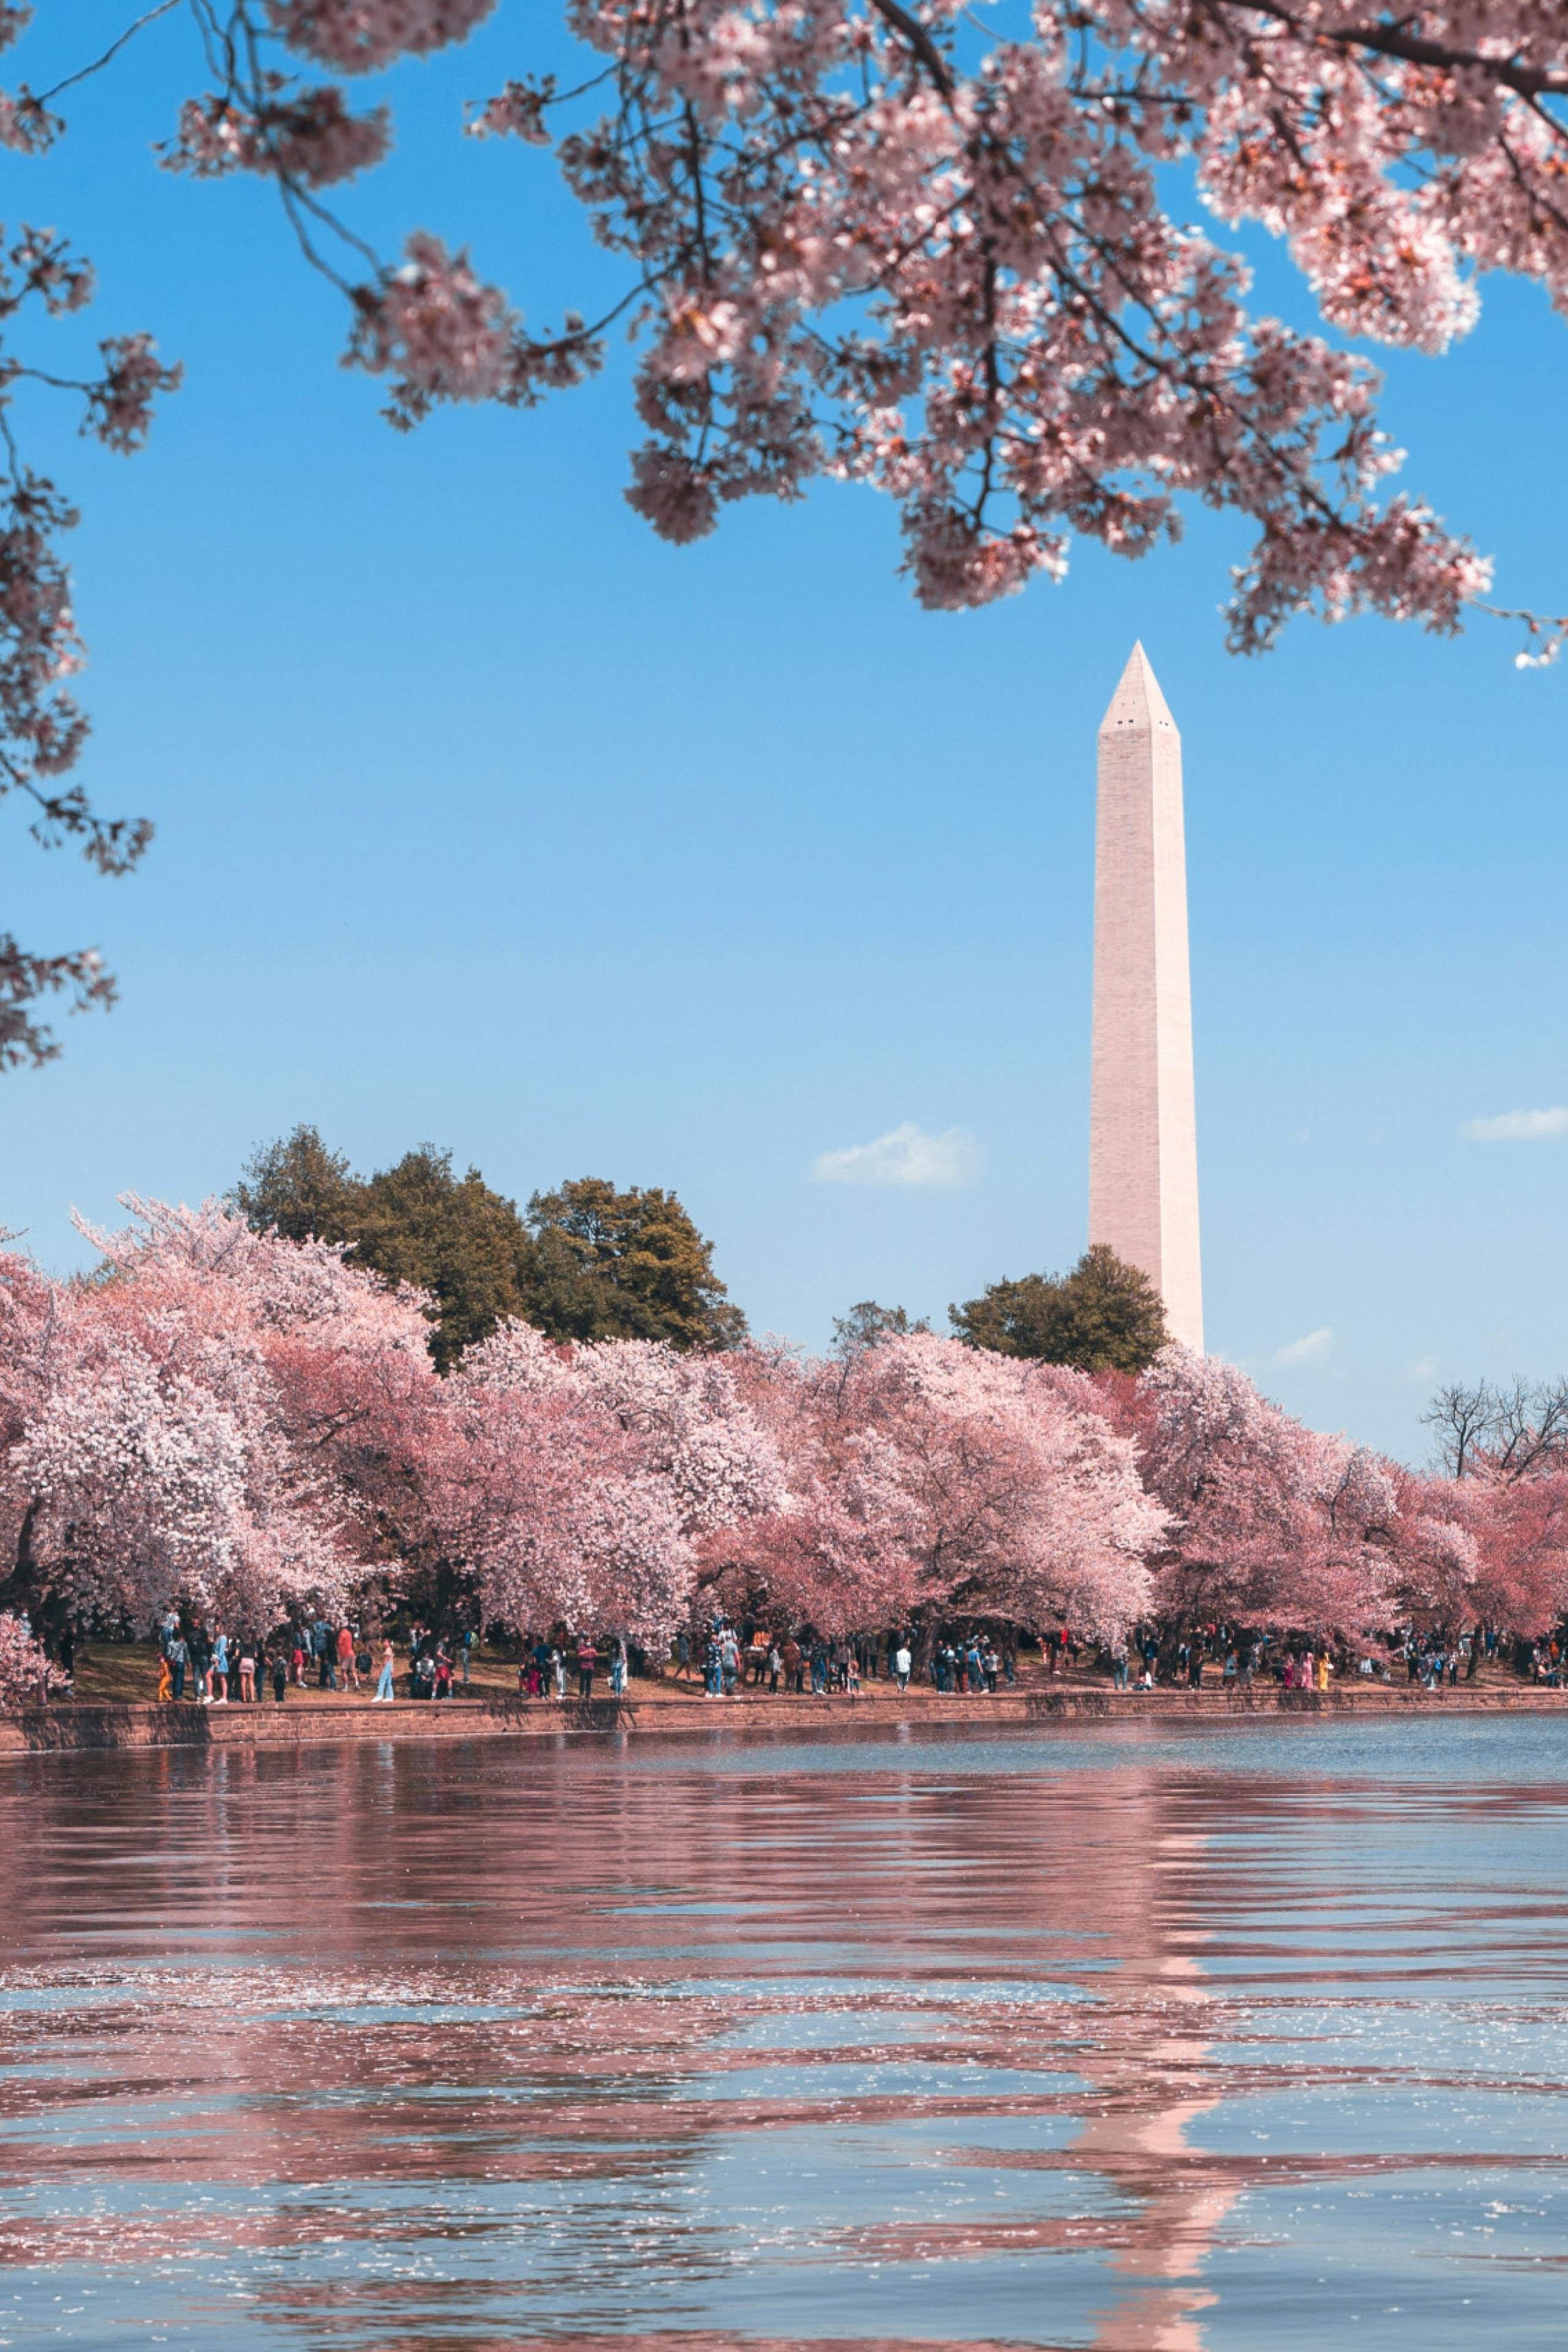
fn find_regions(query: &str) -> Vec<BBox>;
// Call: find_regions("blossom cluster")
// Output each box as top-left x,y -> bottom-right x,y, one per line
5,3 -> 1558,642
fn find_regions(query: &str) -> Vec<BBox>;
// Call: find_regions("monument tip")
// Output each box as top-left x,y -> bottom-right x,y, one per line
1098,640 -> 1177,736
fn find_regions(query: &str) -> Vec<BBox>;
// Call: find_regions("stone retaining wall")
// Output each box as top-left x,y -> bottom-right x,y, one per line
1,1679 -> 1564,1754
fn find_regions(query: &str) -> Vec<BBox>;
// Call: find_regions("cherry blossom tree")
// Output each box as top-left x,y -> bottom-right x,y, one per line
0,1605 -> 64,1709
1410,1373 -> 1568,1627
439,1320 -> 783,1642
80,1192 -> 445,1561
1382,1462 -> 1487,1634
1469,1466 -> 1568,1635
560,1334 -> 785,1534
2,4 -> 1567,1056
729,1332 -> 1161,1638
429,1373 -> 692,1644
1411,1376 -> 1568,1632
1121,1347 -> 1398,1635
1116,1345 -> 1548,1643
0,1196 -> 440,1634
12,1331 -> 352,1632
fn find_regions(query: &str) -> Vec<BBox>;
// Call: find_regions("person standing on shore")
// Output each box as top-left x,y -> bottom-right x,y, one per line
374,1640 -> 394,1702
576,1637 -> 597,1699
238,1646 -> 255,1705
270,1649 -> 287,1703
1112,1640 -> 1129,1691
895,1642 -> 911,1695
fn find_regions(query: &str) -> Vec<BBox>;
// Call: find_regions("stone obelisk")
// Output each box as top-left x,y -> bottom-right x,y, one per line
1088,643 -> 1204,1351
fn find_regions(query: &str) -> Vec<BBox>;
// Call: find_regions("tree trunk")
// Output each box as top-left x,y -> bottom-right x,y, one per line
0,1498 -> 40,1618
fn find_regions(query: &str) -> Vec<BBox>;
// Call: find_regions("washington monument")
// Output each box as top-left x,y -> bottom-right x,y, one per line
1088,643 -> 1204,1352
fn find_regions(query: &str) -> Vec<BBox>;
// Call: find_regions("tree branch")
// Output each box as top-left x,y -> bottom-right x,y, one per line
867,0 -> 956,104
1234,2 -> 1568,100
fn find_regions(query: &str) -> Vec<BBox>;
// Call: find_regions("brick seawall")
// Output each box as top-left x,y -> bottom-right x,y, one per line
2,1680 -> 1565,1755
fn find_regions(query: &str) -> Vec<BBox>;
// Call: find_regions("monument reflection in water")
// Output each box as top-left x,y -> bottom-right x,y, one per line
2,1716 -> 1567,2350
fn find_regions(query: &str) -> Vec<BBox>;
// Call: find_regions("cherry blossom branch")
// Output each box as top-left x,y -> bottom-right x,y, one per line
1229,3 -> 1568,101
865,0 -> 956,104
1474,601 -> 1568,669
0,0 -> 1556,1076
0,938 -> 116,1071
0,206 -> 177,1060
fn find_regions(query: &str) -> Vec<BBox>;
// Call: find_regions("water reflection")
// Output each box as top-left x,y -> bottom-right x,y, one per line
1,1719 -> 1566,2350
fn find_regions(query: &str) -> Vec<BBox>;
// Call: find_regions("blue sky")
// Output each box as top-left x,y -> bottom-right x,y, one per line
1,5 -> 1565,1459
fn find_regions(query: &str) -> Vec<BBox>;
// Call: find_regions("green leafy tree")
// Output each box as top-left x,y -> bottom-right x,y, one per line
233,1124 -> 358,1245
951,1245 -> 1167,1374
235,1133 -> 743,1364
352,1148 -> 535,1373
831,1300 -> 932,1357
236,1129 -> 533,1373
521,1177 -> 746,1351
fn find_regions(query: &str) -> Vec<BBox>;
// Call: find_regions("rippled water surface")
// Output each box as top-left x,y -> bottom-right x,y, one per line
3,1715 -> 1567,2351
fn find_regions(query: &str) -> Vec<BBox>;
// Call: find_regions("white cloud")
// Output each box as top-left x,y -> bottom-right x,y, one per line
811,1121 -> 981,1190
1275,1325 -> 1332,1367
1461,1106 -> 1568,1141
1406,1354 -> 1439,1383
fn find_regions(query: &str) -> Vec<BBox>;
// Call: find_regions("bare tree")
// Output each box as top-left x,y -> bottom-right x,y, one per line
1421,1378 -> 1568,1480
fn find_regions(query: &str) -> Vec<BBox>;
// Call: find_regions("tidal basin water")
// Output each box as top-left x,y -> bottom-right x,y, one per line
2,1717 -> 1567,2351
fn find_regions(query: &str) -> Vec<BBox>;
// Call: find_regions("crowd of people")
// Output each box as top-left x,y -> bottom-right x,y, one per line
137,1607 -> 1560,1710
151,1613 -> 484,1705
514,1635 -> 630,1699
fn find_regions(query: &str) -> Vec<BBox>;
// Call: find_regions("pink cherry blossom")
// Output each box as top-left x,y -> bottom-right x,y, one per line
345,232 -> 521,426
0,1608 -> 64,1711
266,0 -> 497,75
164,87 -> 391,188
728,1333 -> 1161,1638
